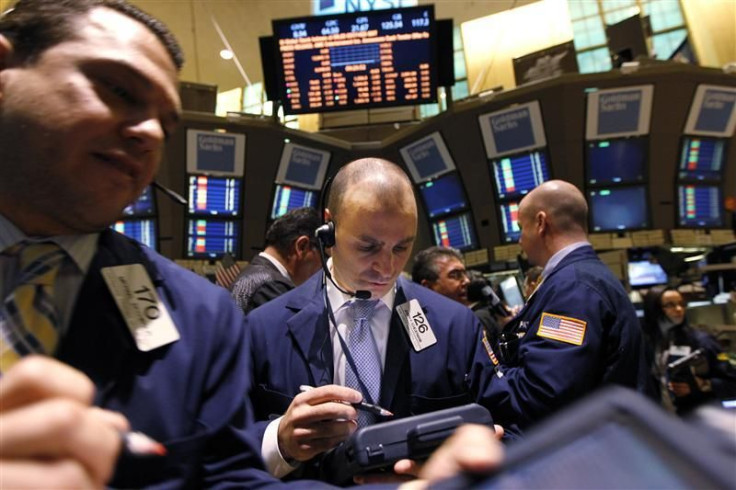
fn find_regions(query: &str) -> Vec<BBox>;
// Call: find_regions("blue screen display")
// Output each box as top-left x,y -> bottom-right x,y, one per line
419,173 -> 467,218
188,175 -> 242,216
498,201 -> 522,243
111,219 -> 157,250
492,151 -> 550,199
271,185 -> 318,219
186,219 -> 239,258
589,186 -> 649,232
121,186 -> 155,217
628,260 -> 668,288
678,185 -> 723,227
678,137 -> 725,181
586,138 -> 647,185
431,213 -> 477,251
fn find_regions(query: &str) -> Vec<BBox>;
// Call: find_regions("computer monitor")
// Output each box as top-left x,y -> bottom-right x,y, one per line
498,201 -> 521,243
188,175 -> 242,216
677,185 -> 723,227
111,218 -> 157,250
400,132 -> 456,184
271,184 -> 318,219
491,150 -> 551,199
589,186 -> 649,232
186,129 -> 246,177
586,138 -> 647,185
499,276 -> 525,309
430,212 -> 477,251
418,172 -> 468,218
628,260 -> 669,288
678,137 -> 726,182
121,186 -> 155,217
186,218 -> 240,258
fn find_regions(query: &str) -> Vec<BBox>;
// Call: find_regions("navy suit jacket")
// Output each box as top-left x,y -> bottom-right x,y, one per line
55,230 -> 297,489
246,273 -> 495,479
230,254 -> 294,314
484,245 -> 649,436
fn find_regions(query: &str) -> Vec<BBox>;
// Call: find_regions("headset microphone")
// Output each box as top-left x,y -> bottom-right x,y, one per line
315,226 -> 371,300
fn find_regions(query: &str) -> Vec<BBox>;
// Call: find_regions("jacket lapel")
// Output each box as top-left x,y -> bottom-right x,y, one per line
380,279 -> 411,412
285,274 -> 334,387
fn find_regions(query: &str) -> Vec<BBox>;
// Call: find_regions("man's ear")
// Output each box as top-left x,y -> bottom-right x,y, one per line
420,279 -> 434,290
294,235 -> 311,258
324,208 -> 332,223
536,211 -> 547,234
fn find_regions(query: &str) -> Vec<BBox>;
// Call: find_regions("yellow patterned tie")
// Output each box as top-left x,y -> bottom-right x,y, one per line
0,242 -> 66,373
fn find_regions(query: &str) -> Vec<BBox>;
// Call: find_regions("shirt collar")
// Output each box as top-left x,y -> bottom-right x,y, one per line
0,213 -> 99,275
542,241 -> 591,278
259,251 -> 291,280
325,257 -> 396,314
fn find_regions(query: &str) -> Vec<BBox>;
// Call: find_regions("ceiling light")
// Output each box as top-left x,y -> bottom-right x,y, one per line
220,49 -> 234,60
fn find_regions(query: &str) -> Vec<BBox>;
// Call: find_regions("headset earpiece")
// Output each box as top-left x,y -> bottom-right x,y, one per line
315,221 -> 335,248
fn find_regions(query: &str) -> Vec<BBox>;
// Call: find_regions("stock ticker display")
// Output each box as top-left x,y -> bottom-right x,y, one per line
273,6 -> 436,114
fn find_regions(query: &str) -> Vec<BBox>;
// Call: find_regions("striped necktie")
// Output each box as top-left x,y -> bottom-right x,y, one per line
344,299 -> 381,427
0,242 -> 66,373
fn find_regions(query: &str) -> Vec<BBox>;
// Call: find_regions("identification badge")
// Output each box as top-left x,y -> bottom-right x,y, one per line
101,265 -> 180,351
396,299 -> 437,352
669,345 -> 691,357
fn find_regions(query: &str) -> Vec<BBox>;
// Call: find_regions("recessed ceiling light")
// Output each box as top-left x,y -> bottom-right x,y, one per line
220,49 -> 234,60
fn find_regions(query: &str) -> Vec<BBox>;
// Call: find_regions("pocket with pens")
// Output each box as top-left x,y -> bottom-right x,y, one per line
320,403 -> 492,486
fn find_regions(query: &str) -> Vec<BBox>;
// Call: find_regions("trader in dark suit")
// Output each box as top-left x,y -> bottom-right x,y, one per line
231,207 -> 322,313
0,1 -> 291,487
246,158 -> 495,482
484,180 -> 649,437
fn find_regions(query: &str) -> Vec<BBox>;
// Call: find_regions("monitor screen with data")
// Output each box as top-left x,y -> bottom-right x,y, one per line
491,150 -> 550,199
498,201 -> 522,243
589,186 -> 649,232
586,138 -> 647,185
678,137 -> 726,182
186,218 -> 240,258
111,219 -> 157,250
270,184 -> 319,219
418,172 -> 468,218
188,175 -> 242,216
677,185 -> 723,227
430,212 -> 477,251
272,6 -> 436,114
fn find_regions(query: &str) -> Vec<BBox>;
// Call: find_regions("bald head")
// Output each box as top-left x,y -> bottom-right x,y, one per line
328,158 -> 416,223
521,180 -> 588,234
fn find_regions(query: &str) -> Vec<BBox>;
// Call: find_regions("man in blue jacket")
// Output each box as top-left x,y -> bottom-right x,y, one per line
484,180 -> 649,436
247,158 -> 495,482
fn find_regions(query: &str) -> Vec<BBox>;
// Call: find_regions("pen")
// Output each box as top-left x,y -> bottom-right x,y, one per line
299,385 -> 393,417
121,431 -> 167,457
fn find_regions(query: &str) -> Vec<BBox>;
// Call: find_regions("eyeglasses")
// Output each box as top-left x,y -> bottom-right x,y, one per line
662,302 -> 686,310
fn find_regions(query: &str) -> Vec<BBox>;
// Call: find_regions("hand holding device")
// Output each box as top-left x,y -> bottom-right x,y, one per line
277,384 -> 363,463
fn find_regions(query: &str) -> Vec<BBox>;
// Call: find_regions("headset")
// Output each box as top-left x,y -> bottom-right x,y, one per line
315,174 -> 371,300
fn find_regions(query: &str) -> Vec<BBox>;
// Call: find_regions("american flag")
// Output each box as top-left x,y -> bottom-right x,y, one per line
537,313 -> 586,345
215,257 -> 242,290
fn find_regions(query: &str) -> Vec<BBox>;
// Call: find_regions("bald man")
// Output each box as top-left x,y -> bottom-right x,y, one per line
483,180 -> 649,436
246,158 -> 495,483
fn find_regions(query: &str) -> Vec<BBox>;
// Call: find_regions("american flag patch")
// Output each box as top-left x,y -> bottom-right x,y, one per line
537,313 -> 586,345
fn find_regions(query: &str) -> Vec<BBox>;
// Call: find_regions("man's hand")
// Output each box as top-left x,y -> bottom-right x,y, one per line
0,356 -> 129,489
397,424 -> 503,490
277,384 -> 362,463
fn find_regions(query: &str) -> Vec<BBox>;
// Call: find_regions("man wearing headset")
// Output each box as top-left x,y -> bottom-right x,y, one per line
246,158 -> 496,482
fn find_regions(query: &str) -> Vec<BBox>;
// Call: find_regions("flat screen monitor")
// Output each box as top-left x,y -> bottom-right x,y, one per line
271,184 -> 318,219
628,261 -> 668,288
400,132 -> 456,184
188,175 -> 242,216
491,150 -> 551,199
186,218 -> 239,259
431,212 -> 477,251
272,5 -> 437,115
586,138 -> 647,185
418,172 -> 467,218
186,129 -> 246,177
499,201 -> 521,243
121,186 -> 155,217
276,142 -> 330,190
499,276 -> 525,308
479,100 -> 547,159
677,185 -> 723,227
606,14 -> 648,67
589,186 -> 649,232
111,219 -> 157,250
677,137 -> 726,181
